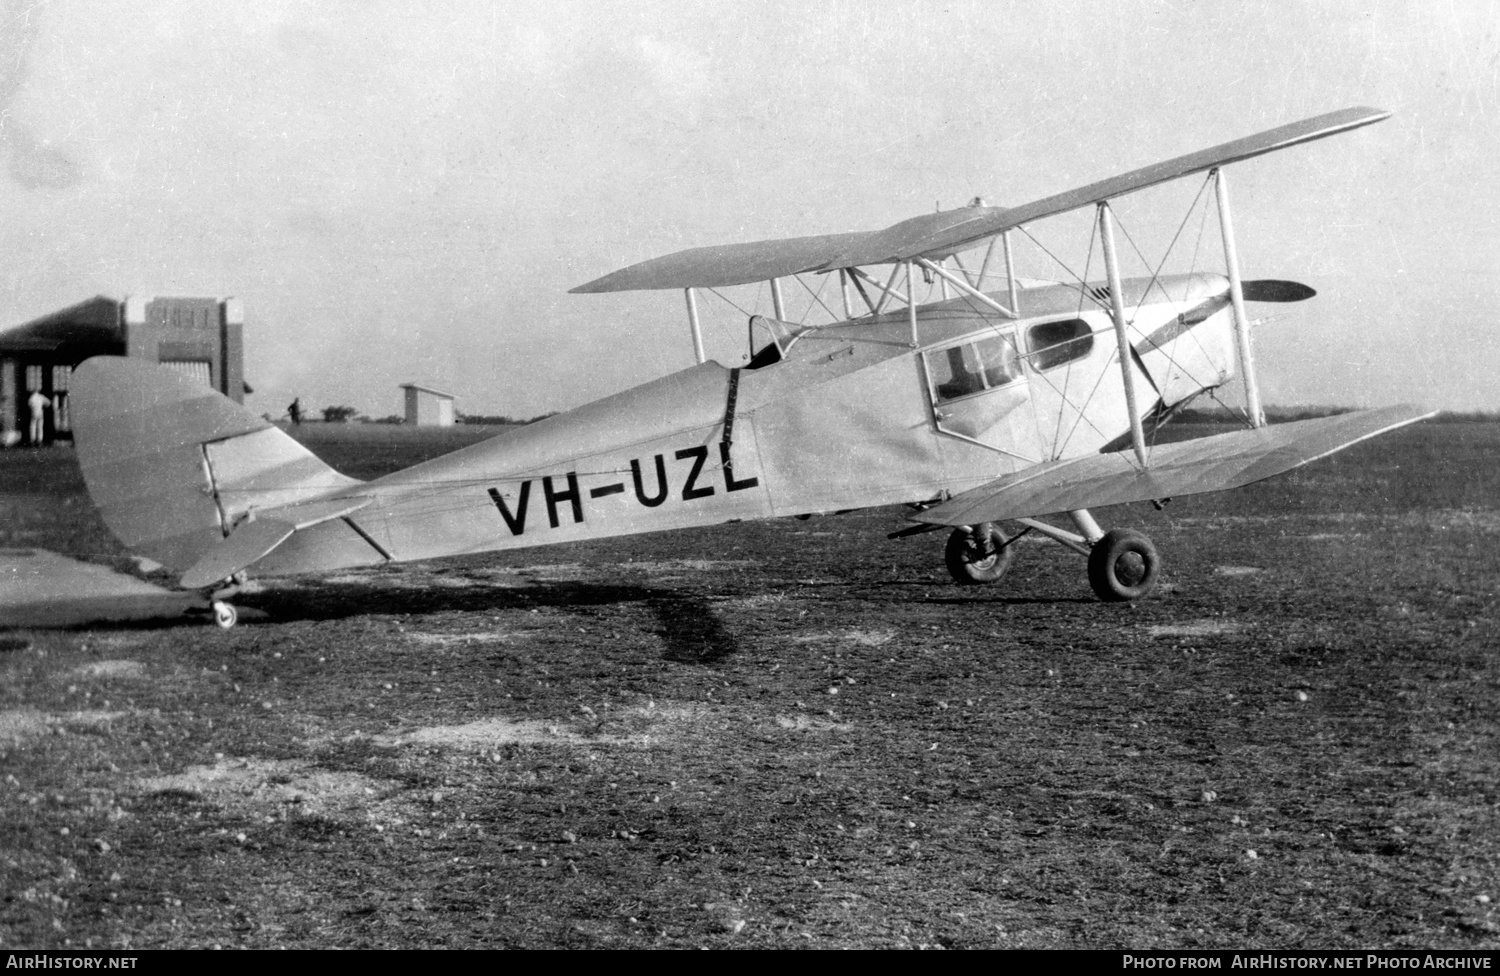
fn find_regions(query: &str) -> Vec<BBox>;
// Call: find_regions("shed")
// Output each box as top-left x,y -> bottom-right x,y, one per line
400,383 -> 456,426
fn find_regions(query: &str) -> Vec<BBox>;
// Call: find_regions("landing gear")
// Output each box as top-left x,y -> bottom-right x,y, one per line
1087,528 -> 1160,602
929,508 -> 1160,602
944,522 -> 1016,585
203,573 -> 248,629
212,600 -> 239,629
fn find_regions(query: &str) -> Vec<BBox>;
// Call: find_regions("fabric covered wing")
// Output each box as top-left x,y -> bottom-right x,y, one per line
913,405 -> 1433,527
573,107 -> 1389,293
571,232 -> 867,292
825,107 -> 1391,268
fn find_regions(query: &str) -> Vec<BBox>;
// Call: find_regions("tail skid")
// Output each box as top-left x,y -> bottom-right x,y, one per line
72,357 -> 365,586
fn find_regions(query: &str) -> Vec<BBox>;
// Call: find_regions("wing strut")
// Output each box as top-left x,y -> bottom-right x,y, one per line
684,288 -> 706,364
914,257 -> 1016,318
1097,202 -> 1149,467
849,265 -> 909,314
1214,169 -> 1264,426
770,278 -> 787,320
1002,231 -> 1020,316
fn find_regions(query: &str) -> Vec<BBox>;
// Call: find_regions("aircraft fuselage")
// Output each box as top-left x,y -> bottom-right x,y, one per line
250,273 -> 1237,576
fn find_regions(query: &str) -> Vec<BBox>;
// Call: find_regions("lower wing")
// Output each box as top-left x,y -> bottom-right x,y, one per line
913,405 -> 1434,527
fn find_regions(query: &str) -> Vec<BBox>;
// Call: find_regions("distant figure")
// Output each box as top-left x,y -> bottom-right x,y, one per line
27,389 -> 50,445
288,398 -> 302,425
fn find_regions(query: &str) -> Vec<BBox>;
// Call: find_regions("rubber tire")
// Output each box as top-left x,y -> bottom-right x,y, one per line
212,601 -> 238,630
944,522 -> 1016,585
1087,529 -> 1160,602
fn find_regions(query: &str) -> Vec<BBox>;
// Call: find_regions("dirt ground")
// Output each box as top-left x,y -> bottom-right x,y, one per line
1,421 -> 1497,948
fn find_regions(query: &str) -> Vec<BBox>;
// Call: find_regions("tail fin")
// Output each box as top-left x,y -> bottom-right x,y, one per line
72,357 -> 361,575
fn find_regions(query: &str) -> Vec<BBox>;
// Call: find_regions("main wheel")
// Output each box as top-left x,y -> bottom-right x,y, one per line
944,522 -> 1016,585
1087,529 -> 1160,602
212,600 -> 239,629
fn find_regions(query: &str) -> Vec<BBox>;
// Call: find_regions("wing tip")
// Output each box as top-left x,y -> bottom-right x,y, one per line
569,276 -> 617,294
1329,105 -> 1393,131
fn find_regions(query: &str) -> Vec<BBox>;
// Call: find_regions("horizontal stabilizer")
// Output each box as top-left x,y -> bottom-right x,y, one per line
913,405 -> 1434,527
180,518 -> 295,590
177,495 -> 373,589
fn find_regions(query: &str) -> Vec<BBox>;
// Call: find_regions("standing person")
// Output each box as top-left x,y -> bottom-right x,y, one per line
288,398 -> 302,425
27,388 -> 50,445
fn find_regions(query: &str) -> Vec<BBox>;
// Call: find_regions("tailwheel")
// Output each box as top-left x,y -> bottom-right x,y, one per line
1087,528 -> 1159,602
944,521 -> 1016,585
212,600 -> 239,630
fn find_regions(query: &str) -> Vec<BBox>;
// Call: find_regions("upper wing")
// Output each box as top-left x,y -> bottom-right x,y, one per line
912,405 -> 1433,527
572,107 -> 1389,294
829,107 -> 1391,267
570,231 -> 867,293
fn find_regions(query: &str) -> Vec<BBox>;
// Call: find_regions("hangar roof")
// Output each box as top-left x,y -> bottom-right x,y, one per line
0,296 -> 124,352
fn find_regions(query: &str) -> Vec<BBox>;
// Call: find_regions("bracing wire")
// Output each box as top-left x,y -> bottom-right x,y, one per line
1115,173 -> 1214,314
1108,177 -> 1225,460
706,286 -> 753,319
793,272 -> 840,324
1017,225 -> 1112,315
1050,217 -> 1100,456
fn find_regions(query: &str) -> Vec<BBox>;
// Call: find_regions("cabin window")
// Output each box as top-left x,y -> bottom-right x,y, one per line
927,333 -> 1021,404
1026,318 -> 1093,371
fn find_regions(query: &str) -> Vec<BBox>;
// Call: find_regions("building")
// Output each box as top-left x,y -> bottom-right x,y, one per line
400,383 -> 456,426
0,295 -> 246,445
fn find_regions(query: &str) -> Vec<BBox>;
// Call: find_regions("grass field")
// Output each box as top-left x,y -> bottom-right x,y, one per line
1,421 -> 1497,948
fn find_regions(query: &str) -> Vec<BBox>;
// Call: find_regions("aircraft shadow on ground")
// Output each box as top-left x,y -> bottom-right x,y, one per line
854,580 -> 1095,606
921,594 -> 1096,607
243,579 -> 740,664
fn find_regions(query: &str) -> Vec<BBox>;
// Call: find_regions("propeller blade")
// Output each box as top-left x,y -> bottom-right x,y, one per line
1241,279 -> 1316,303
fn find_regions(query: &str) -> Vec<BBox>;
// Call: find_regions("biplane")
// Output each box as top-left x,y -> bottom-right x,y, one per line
70,106 -> 1430,628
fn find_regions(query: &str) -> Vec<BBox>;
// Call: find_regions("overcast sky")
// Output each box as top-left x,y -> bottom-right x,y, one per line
1,0 -> 1495,416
